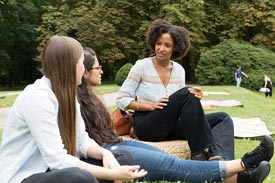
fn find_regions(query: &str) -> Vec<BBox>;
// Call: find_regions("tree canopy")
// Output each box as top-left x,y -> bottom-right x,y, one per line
1,0 -> 275,87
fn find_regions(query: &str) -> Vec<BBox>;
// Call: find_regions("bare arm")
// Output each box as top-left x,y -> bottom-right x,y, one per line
264,79 -> 268,88
242,72 -> 248,77
77,160 -> 147,181
127,86 -> 202,111
77,143 -> 147,180
127,97 -> 169,112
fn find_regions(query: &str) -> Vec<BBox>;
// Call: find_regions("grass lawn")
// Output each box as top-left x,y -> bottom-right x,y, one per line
0,84 -> 274,182
0,94 -> 19,108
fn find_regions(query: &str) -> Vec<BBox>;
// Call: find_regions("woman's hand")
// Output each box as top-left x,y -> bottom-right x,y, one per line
111,165 -> 147,181
151,97 -> 169,111
102,149 -> 120,169
188,87 -> 203,100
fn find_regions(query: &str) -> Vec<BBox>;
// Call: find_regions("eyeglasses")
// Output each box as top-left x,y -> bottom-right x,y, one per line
91,65 -> 102,70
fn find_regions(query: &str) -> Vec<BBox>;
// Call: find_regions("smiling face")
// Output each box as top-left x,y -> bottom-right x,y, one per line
154,33 -> 174,62
83,56 -> 103,86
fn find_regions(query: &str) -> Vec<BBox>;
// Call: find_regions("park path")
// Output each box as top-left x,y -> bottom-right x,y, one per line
0,92 -> 118,130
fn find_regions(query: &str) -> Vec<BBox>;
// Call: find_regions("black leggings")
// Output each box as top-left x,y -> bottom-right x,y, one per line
265,81 -> 272,97
22,149 -> 133,183
21,167 -> 98,183
133,87 -> 220,156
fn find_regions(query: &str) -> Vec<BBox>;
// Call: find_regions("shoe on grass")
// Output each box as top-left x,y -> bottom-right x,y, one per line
241,135 -> 274,169
237,161 -> 270,183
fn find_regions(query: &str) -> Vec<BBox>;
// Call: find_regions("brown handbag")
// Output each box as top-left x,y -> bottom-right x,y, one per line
111,108 -> 133,136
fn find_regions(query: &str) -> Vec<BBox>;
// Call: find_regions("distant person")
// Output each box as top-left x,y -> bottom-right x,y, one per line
235,66 -> 248,88
264,74 -> 272,98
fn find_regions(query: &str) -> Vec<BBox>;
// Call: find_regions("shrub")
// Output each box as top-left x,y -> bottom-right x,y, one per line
195,39 -> 275,91
115,63 -> 133,86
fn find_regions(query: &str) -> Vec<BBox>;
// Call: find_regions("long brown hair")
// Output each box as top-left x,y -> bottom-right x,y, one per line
42,35 -> 83,155
77,48 -> 120,146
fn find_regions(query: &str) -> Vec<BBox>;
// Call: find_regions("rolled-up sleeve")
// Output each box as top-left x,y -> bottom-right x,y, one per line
116,61 -> 143,111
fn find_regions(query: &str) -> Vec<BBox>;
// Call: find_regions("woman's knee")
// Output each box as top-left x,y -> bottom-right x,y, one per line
111,149 -> 134,165
174,87 -> 196,100
207,112 -> 233,128
178,87 -> 191,94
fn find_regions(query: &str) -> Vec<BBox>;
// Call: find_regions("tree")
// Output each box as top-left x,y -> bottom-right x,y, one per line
202,0 -> 275,51
0,0 -> 47,86
196,39 -> 275,90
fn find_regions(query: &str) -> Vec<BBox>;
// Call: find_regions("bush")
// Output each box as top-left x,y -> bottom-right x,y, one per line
115,63 -> 133,86
195,39 -> 275,91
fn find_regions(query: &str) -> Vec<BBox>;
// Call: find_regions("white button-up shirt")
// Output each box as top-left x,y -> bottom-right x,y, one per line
0,76 -> 96,183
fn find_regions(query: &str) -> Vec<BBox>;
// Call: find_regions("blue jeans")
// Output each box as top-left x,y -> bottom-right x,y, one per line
236,78 -> 242,87
104,140 -> 227,182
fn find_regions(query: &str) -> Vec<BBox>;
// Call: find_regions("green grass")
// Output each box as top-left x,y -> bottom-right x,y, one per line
93,83 -> 121,95
199,85 -> 275,182
0,94 -> 19,108
0,84 -> 274,182
200,85 -> 275,133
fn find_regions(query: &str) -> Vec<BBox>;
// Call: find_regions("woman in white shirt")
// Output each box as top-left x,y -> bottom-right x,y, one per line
0,35 -> 147,183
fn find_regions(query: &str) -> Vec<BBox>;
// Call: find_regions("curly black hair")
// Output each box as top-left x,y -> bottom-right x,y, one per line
146,19 -> 190,60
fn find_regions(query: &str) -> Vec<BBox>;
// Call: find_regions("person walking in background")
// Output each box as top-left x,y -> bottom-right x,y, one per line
77,47 -> 273,183
264,74 -> 272,98
0,35 -> 147,183
235,66 -> 248,88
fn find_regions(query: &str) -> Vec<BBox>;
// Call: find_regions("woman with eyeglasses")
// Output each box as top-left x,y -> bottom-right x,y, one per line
77,47 -> 273,183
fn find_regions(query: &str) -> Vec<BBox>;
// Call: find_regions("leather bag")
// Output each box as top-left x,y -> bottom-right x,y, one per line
111,108 -> 133,136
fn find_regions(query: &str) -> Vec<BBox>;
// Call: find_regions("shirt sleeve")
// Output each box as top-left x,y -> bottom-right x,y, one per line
22,89 -> 79,170
177,63 -> 186,88
116,60 -> 143,111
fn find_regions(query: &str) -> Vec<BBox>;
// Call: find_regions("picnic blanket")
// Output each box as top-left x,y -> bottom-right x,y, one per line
201,100 -> 243,108
203,91 -> 230,96
232,117 -> 272,138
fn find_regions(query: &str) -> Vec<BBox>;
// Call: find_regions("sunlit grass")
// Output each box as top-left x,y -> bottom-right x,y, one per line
93,83 -> 120,95
0,94 -> 19,108
0,84 -> 274,182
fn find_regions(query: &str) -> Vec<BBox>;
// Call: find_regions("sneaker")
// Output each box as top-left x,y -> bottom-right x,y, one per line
241,135 -> 274,169
237,161 -> 270,183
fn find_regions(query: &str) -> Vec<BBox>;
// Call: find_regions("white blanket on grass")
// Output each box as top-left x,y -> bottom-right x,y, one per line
232,117 -> 272,138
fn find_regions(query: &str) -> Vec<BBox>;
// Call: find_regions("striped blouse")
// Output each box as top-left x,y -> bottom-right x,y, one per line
116,57 -> 185,111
